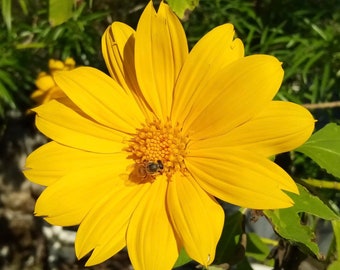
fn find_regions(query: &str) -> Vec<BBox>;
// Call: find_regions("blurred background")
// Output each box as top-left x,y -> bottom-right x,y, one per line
1,0 -> 340,269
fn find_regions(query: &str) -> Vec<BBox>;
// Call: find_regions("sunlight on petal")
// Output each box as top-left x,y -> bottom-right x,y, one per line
35,158 -> 131,226
190,101 -> 315,157
182,55 -> 284,139
186,148 -> 298,209
102,22 -> 155,120
33,100 -> 127,153
172,23 -> 244,123
54,67 -> 144,133
102,22 -> 136,90
24,142 -> 126,186
135,1 -> 188,119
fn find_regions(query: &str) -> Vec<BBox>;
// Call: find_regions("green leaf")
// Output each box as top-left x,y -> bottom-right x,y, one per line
0,81 -> 15,107
296,123 -> 340,178
173,248 -> 192,268
332,220 -> 340,260
328,260 -> 340,270
49,0 -> 74,26
1,0 -> 11,31
246,233 -> 271,262
264,184 -> 339,258
0,70 -> 17,91
18,0 -> 28,15
214,211 -> 245,265
167,0 -> 199,19
235,258 -> 254,270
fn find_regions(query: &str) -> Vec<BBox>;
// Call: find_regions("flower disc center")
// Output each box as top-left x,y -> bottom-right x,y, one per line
127,119 -> 188,182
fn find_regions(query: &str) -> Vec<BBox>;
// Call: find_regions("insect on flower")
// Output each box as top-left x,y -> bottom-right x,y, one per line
146,160 -> 164,173
131,160 -> 164,183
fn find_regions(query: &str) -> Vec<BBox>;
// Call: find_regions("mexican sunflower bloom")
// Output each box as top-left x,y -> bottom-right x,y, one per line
24,1 -> 314,269
31,57 -> 76,105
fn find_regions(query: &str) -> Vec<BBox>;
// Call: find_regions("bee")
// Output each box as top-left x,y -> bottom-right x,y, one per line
146,160 -> 164,174
131,160 -> 164,183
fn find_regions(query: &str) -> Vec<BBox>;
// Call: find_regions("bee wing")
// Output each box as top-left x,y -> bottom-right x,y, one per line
120,163 -> 140,186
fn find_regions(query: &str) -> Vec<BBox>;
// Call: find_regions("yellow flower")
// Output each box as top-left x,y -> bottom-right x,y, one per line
24,2 -> 314,269
31,57 -> 76,105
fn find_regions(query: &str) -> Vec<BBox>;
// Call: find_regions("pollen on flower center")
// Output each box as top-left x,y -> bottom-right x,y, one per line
127,119 -> 188,182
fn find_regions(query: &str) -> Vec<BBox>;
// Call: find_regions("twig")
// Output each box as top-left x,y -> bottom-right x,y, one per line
303,101 -> 340,109
302,178 -> 340,190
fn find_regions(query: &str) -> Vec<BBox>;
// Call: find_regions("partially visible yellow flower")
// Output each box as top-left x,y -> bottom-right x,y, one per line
31,58 -> 76,105
24,2 -> 315,270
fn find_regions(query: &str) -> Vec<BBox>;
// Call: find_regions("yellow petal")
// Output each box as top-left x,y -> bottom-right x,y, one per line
54,67 -> 144,133
102,22 -> 137,91
172,23 -> 244,123
35,157 -> 131,226
192,101 -> 315,157
49,59 -> 64,70
127,178 -> 179,270
102,22 -> 154,120
186,148 -> 298,209
75,181 -> 151,266
30,89 -> 45,104
64,57 -> 76,68
24,141 -> 125,186
181,55 -> 284,139
135,1 -> 188,119
35,74 -> 55,91
33,100 -> 126,153
167,173 -> 224,266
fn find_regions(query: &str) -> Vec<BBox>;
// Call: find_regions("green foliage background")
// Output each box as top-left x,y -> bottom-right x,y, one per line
1,0 -> 340,269
1,0 -> 340,120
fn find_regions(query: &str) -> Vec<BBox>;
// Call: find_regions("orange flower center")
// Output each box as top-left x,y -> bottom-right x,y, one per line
127,119 -> 188,183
